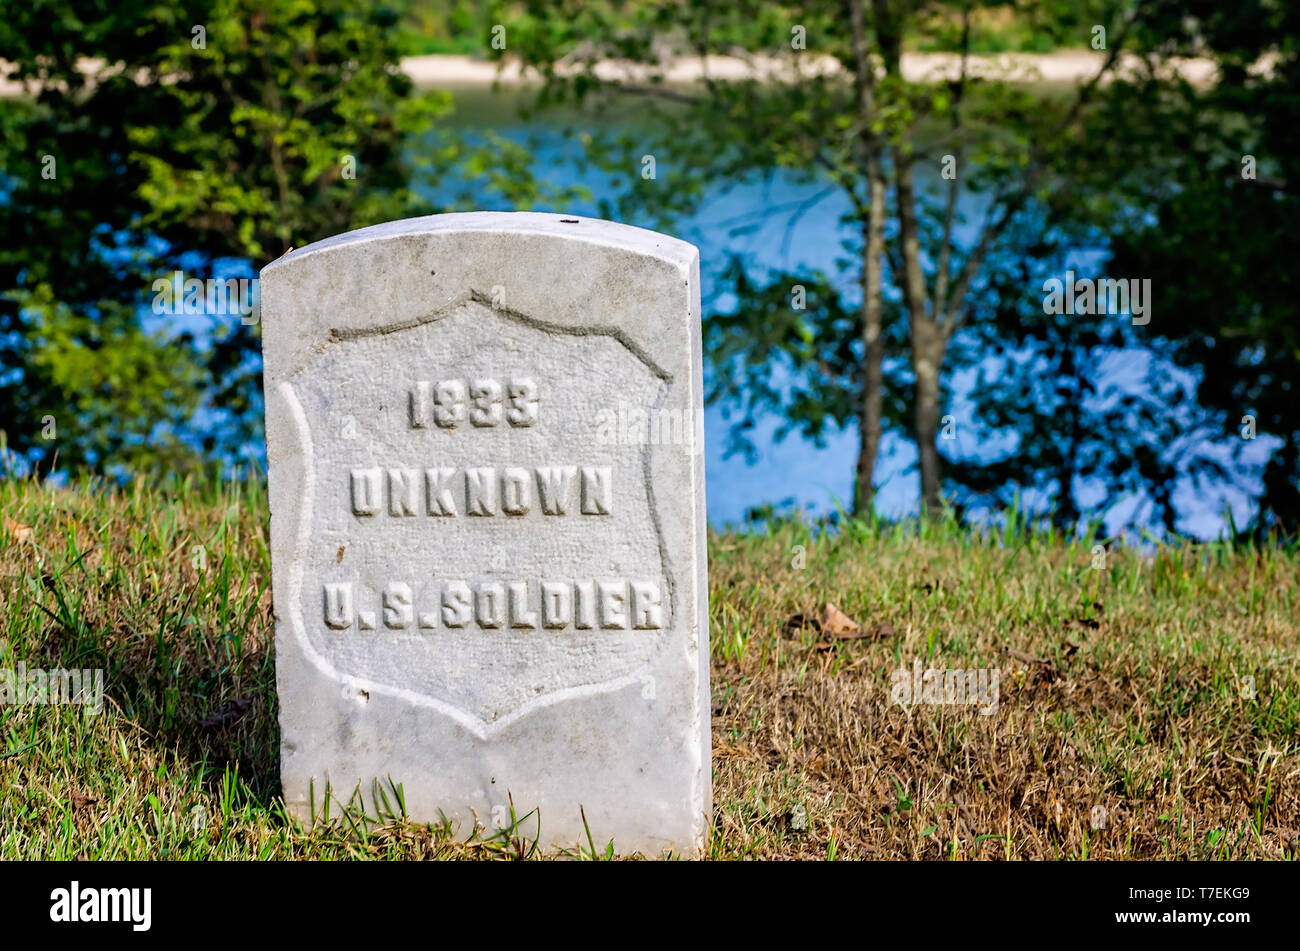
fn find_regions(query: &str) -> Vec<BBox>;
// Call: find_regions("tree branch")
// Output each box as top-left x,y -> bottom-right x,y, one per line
940,5 -> 1139,337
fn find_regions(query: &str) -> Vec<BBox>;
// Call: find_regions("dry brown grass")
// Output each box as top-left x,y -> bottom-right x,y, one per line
706,520 -> 1300,860
1,476 -> 1296,859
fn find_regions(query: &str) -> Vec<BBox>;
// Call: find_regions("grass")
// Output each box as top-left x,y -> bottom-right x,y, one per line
1,473 -> 1297,860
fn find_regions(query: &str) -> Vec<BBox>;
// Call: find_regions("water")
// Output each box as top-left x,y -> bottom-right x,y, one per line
430,85 -> 1271,537
57,84 -> 1262,537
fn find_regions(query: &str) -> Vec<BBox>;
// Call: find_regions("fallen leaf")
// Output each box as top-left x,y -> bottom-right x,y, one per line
820,603 -> 861,637
4,517 -> 32,543
199,697 -> 252,729
70,790 -> 98,814
794,605 -> 894,647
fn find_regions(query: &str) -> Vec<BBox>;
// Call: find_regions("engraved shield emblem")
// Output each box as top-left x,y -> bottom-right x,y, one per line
277,296 -> 671,732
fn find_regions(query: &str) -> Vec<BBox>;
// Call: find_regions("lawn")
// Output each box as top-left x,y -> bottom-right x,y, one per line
1,475 -> 1296,859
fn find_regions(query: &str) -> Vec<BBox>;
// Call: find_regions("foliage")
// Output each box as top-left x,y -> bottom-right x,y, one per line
0,0 -> 557,476
1098,0 -> 1300,533
510,0 -> 1157,523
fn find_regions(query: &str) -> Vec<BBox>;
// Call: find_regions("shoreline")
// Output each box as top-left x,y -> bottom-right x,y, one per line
401,49 -> 1232,87
1,49 -> 1260,98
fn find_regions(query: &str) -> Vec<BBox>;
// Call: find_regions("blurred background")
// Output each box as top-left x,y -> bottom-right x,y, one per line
1,0 -> 1295,540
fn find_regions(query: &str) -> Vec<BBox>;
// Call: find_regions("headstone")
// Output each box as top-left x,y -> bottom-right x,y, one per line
260,212 -> 710,855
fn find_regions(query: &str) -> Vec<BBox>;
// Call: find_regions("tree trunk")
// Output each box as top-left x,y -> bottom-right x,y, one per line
855,161 -> 887,516
873,4 -> 945,517
894,156 -> 945,515
912,322 -> 943,516
848,0 -> 887,516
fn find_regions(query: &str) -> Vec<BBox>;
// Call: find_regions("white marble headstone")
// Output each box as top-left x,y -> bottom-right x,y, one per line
260,212 -> 710,855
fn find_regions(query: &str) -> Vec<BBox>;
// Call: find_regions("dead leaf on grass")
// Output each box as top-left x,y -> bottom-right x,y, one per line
70,790 -> 98,814
199,697 -> 252,729
821,603 -> 861,637
792,604 -> 895,650
4,517 -> 33,543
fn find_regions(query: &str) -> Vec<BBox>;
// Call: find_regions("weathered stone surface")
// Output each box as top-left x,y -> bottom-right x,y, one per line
261,212 -> 710,855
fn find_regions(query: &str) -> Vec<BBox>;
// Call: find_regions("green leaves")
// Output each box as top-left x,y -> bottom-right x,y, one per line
0,0 -> 489,477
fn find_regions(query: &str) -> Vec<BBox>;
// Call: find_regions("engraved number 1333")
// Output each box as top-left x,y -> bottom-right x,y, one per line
410,377 -> 538,429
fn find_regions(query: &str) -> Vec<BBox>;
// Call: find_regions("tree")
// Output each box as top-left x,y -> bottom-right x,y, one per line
1,1 -> 214,476
511,0 -> 1134,517
1096,0 -> 1300,533
1,0 -> 553,475
513,1 -> 894,511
